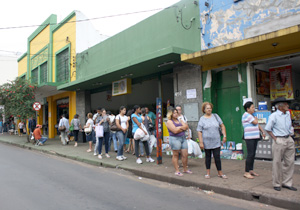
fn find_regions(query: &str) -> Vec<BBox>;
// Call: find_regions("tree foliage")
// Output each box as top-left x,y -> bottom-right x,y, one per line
0,78 -> 37,121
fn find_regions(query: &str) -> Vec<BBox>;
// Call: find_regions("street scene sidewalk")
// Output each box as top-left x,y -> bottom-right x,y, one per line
0,134 -> 299,209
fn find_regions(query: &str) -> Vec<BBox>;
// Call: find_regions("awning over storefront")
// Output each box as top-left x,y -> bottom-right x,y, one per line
57,47 -> 193,92
181,25 -> 300,71
35,82 -> 66,104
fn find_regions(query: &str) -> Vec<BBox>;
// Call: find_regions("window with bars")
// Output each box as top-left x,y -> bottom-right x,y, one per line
31,68 -> 38,84
40,62 -> 47,84
56,48 -> 69,83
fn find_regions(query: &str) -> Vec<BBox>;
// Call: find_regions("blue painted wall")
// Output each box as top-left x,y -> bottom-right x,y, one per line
199,0 -> 300,50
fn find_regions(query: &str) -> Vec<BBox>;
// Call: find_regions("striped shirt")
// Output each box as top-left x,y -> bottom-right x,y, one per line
242,112 -> 260,140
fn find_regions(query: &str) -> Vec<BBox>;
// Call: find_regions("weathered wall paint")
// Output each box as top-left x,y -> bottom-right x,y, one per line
18,56 -> 27,76
200,0 -> 300,50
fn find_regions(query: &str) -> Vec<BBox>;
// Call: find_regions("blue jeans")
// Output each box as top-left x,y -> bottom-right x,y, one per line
98,132 -> 110,154
0,126 -> 2,133
116,131 -> 126,156
39,137 -> 48,144
109,132 -> 117,152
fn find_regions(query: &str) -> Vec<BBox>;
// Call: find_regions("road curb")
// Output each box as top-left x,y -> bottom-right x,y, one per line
0,139 -> 299,209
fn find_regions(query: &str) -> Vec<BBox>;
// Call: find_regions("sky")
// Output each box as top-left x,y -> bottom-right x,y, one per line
0,0 -> 179,85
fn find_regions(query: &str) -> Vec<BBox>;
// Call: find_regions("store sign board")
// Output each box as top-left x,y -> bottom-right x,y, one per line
156,97 -> 163,164
270,65 -> 294,101
112,78 -> 132,96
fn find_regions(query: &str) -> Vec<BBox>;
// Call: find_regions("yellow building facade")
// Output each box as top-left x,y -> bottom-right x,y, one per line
17,13 -> 78,138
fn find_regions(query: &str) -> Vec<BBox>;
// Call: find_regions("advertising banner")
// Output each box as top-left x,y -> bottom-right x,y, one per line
112,78 -> 131,96
269,65 -> 294,101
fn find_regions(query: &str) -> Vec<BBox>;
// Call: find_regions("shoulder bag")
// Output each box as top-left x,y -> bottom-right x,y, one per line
213,114 -> 223,136
110,116 -> 122,131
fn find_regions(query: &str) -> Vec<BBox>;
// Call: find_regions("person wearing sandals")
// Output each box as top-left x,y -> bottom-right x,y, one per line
242,101 -> 266,179
115,106 -> 129,161
166,107 -> 192,176
197,102 -> 227,179
131,105 -> 155,164
84,113 -> 94,153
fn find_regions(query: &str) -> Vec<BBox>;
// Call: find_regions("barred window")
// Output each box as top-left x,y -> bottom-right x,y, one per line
40,62 -> 47,84
31,68 -> 38,84
56,48 -> 69,82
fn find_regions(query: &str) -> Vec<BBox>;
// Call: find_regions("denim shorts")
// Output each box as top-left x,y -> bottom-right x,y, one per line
86,130 -> 94,142
169,135 -> 188,150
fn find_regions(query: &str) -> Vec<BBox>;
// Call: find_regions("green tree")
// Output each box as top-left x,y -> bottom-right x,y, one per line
0,78 -> 37,122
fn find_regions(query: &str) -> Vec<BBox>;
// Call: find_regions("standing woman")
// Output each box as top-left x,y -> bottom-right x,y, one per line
197,102 -> 227,179
71,114 -> 81,147
166,108 -> 191,176
84,113 -> 94,152
18,120 -> 24,137
126,109 -> 135,155
131,105 -> 155,164
242,101 -> 266,179
97,108 -> 111,159
115,106 -> 129,161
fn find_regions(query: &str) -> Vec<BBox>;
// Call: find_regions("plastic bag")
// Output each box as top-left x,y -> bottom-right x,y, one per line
95,125 -> 104,138
149,135 -> 157,153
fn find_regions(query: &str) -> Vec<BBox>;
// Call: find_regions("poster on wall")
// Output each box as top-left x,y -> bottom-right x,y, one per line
269,65 -> 294,101
256,70 -> 270,95
112,78 -> 132,96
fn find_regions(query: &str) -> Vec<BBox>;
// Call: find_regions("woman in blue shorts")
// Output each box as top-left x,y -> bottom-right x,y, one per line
166,107 -> 191,176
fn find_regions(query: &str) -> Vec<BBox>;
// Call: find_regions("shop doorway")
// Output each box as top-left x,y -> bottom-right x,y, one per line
215,69 -> 243,144
57,98 -> 69,121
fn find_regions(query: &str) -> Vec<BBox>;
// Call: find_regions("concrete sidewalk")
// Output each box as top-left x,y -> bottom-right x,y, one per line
0,134 -> 299,209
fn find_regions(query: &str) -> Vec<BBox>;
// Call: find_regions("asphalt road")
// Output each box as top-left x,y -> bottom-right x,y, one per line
0,143 -> 281,210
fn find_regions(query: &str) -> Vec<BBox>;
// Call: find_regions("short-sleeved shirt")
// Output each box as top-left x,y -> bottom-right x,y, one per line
18,122 -> 24,129
242,112 -> 260,139
117,114 -> 128,129
97,115 -> 110,132
197,114 -> 223,149
71,118 -> 81,130
265,110 -> 292,136
86,119 -> 94,128
131,113 -> 142,133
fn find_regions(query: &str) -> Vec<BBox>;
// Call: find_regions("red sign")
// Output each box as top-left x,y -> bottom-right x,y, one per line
33,102 -> 41,111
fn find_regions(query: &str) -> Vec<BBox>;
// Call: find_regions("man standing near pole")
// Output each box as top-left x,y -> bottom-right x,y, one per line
265,97 -> 297,191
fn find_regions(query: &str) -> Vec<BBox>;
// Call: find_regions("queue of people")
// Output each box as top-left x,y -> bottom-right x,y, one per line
6,98 -> 296,192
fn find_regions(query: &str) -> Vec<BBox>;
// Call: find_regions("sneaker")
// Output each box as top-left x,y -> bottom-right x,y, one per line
121,155 -> 127,160
98,154 -> 102,159
93,152 -> 97,156
105,154 -> 110,158
146,157 -> 155,163
116,156 -> 124,161
136,158 -> 143,164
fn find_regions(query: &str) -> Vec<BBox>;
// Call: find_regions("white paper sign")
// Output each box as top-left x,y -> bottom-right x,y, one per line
186,89 -> 197,99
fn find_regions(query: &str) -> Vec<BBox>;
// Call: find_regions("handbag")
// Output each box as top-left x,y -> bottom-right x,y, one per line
58,125 -> 66,131
213,114 -> 223,136
110,116 -> 122,132
84,125 -> 92,133
69,124 -> 74,132
134,124 -> 149,141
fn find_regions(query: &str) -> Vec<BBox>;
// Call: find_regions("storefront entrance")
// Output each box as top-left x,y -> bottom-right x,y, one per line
215,69 -> 243,145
